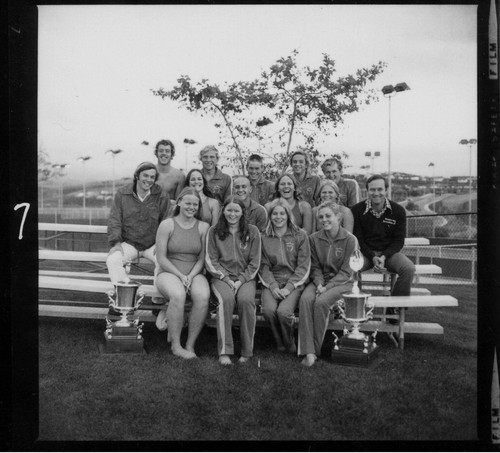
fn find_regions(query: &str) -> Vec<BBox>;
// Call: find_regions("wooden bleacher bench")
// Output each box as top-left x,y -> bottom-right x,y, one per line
39,274 -> 458,350
38,224 -> 457,350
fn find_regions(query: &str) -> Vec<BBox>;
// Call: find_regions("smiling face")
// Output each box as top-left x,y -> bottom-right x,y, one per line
317,206 -> 340,233
320,185 -> 339,203
178,194 -> 200,218
188,171 -> 204,193
291,154 -> 307,177
323,163 -> 342,184
156,144 -> 173,166
247,160 -> 263,182
200,150 -> 218,171
223,202 -> 243,226
367,178 -> 387,209
278,176 -> 295,200
233,177 -> 252,201
136,169 -> 157,194
270,205 -> 288,230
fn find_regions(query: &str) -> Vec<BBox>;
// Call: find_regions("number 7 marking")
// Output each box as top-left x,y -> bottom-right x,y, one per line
14,203 -> 30,239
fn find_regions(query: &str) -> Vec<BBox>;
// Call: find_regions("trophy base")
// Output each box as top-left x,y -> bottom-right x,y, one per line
331,337 -> 379,368
99,327 -> 146,354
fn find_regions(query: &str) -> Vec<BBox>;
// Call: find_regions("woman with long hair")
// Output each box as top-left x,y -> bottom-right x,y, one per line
205,196 -> 261,365
265,173 -> 313,234
184,168 -> 220,226
311,180 -> 354,233
259,198 -> 311,353
298,201 -> 357,367
154,187 -> 210,359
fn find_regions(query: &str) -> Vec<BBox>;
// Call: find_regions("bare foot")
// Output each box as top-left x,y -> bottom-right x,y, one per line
172,346 -> 196,360
288,343 -> 297,355
238,356 -> 250,363
301,353 -> 317,367
219,355 -> 232,365
185,346 -> 198,358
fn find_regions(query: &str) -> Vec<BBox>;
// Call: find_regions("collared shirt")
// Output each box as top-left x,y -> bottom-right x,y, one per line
202,167 -> 232,205
351,198 -> 406,261
296,172 -> 321,207
337,177 -> 360,208
137,190 -> 151,203
249,176 -> 275,206
363,197 -> 392,218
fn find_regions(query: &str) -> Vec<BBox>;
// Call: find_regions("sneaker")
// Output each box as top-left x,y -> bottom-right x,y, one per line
155,310 -> 168,331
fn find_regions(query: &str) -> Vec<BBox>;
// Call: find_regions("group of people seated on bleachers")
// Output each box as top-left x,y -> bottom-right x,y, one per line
106,139 -> 415,366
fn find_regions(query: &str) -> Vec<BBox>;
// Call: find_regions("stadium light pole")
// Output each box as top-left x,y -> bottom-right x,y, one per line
459,138 -> 477,239
183,138 -> 197,173
365,151 -> 381,174
428,162 -> 435,201
105,149 -> 124,198
382,83 -> 411,198
52,163 -> 70,211
77,156 -> 92,216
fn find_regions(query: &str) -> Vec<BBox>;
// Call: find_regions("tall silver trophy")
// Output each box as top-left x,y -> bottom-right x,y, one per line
331,250 -> 379,367
100,280 -> 146,354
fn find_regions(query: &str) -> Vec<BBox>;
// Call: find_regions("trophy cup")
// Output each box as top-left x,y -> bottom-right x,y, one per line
331,250 -> 379,367
99,280 -> 146,354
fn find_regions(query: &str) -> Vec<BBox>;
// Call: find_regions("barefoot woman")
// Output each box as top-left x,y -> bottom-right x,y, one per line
155,187 -> 210,359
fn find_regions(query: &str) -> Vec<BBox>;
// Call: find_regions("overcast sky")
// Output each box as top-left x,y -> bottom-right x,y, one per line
38,4 -> 477,182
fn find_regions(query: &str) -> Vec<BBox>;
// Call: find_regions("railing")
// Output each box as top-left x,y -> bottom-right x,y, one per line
407,212 -> 477,240
403,243 -> 477,285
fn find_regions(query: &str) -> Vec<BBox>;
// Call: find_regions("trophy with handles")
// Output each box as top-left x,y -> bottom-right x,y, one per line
100,280 -> 146,354
331,250 -> 379,366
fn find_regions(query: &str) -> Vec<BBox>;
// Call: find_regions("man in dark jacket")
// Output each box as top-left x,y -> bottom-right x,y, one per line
351,174 -> 415,296
106,161 -> 170,284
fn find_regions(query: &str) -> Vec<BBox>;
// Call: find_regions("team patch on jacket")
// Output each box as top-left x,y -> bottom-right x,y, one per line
383,218 -> 396,225
285,241 -> 295,252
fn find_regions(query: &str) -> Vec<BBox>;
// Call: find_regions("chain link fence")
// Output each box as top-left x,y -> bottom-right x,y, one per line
405,212 -> 477,285
39,209 -> 478,285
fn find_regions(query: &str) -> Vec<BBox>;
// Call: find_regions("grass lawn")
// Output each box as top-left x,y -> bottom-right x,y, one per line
38,284 -> 477,442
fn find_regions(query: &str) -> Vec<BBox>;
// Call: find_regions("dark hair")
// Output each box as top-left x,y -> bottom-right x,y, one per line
172,187 -> 202,220
321,157 -> 343,173
133,162 -> 158,192
247,154 -> 263,166
264,198 -> 301,237
184,168 -> 215,198
366,174 -> 388,190
214,196 -> 250,244
155,139 -> 176,157
272,173 -> 301,201
290,150 -> 310,168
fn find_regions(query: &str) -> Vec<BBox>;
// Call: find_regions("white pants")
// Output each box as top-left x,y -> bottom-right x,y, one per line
106,242 -> 156,284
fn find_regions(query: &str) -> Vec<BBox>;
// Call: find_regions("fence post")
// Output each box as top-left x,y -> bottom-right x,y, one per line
471,247 -> 476,284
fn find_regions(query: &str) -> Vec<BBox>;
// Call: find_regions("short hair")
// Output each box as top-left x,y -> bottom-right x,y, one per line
247,154 -> 263,166
316,201 -> 341,217
199,145 -> 219,160
273,173 -> 301,201
366,174 -> 388,190
321,157 -> 343,173
155,139 -> 176,157
184,168 -> 215,198
264,198 -> 301,237
290,150 -> 310,167
133,161 -> 158,182
318,180 -> 341,203
172,187 -> 202,220
133,161 -> 158,193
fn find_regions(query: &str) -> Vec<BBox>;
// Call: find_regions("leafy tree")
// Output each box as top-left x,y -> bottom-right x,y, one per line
152,50 -> 386,175
38,146 -> 55,182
